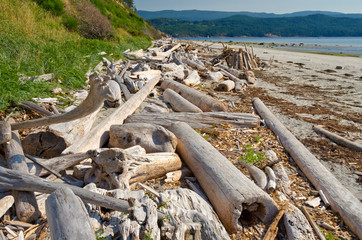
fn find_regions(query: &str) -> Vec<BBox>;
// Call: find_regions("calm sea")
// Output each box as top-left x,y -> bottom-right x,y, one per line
180,37 -> 362,56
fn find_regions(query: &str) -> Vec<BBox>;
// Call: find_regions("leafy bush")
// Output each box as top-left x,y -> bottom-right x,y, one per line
33,0 -> 64,16
240,144 -> 265,164
62,15 -> 78,32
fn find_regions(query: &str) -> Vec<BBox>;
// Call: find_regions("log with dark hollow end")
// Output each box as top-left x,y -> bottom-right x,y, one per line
166,121 -> 278,233
217,80 -> 235,92
45,187 -> 96,240
62,75 -> 161,154
11,72 -> 119,130
161,80 -> 227,112
4,132 -> 41,223
163,88 -> 203,113
125,112 -> 260,129
252,97 -> 362,239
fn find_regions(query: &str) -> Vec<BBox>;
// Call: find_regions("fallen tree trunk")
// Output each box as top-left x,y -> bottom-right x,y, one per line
313,125 -> 362,152
45,187 -> 96,240
166,122 -> 278,233
63,75 -> 161,154
161,80 -> 227,112
125,112 -> 260,129
5,132 -> 41,223
252,97 -> 362,239
163,89 -> 203,113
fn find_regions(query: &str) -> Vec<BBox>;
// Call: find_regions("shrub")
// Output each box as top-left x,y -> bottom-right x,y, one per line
34,0 -> 64,16
62,15 -> 78,32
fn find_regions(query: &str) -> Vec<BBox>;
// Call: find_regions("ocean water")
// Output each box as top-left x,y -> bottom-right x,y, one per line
180,37 -> 362,56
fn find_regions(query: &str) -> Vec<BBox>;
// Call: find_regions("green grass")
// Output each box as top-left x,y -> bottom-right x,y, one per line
240,144 -> 265,164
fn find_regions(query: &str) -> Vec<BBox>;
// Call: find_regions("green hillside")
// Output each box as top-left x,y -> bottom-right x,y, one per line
150,14 -> 362,37
0,0 -> 160,111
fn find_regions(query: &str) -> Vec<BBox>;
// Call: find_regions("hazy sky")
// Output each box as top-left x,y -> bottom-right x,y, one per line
133,0 -> 362,13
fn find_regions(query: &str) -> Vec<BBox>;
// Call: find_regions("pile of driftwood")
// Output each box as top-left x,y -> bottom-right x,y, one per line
0,38 -> 361,239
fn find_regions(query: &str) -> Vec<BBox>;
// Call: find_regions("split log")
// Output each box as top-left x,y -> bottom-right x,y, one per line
11,72 -> 119,130
253,97 -> 362,238
167,122 -> 278,232
124,72 -> 138,93
120,83 -> 132,100
5,132 -> 41,223
125,112 -> 260,129
284,203 -> 315,240
313,125 -> 362,152
163,89 -> 203,113
0,195 -> 14,219
85,148 -> 182,190
263,206 -> 286,240
109,123 -> 177,153
161,80 -> 227,112
183,70 -> 201,86
63,75 -> 161,154
217,80 -> 235,92
45,187 -> 96,240
241,162 -> 268,190
20,101 -> 54,117
0,121 -> 11,144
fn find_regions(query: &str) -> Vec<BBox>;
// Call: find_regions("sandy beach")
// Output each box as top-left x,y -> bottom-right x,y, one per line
191,40 -> 362,200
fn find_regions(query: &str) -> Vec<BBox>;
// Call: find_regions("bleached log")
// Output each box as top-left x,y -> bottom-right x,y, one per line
11,72 -> 119,130
124,72 -> 138,93
217,65 -> 244,78
0,195 -> 14,219
63,75 -> 160,154
265,166 -> 276,193
241,162 -> 268,190
172,52 -> 183,66
284,203 -> 315,240
161,80 -> 227,112
167,122 -> 278,232
20,101 -> 54,117
301,206 -> 326,240
217,80 -> 235,92
163,89 -> 202,113
181,57 -> 208,72
253,97 -> 362,238
207,71 -> 223,82
216,68 -> 245,92
126,112 -> 260,129
245,70 -> 256,84
120,83 -> 132,100
105,80 -> 123,107
313,125 -> 362,152
165,168 -> 193,183
5,132 -> 41,223
0,121 -> 11,144
183,70 -> 200,86
46,187 -> 96,240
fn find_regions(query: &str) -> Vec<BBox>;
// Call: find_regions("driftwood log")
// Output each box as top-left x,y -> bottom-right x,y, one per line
125,112 -> 260,129
217,80 -> 235,92
313,125 -> 362,152
63,75 -> 161,154
241,162 -> 268,190
20,101 -> 54,117
4,132 -> 41,223
166,122 -> 278,232
216,65 -> 244,79
45,187 -> 96,240
284,203 -> 315,240
216,68 -> 245,92
11,73 -> 118,130
183,70 -> 201,86
0,121 -> 11,144
253,97 -> 362,238
163,88 -> 203,113
161,80 -> 227,112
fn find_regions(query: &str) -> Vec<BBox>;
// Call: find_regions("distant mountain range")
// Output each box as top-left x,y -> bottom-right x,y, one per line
149,14 -> 362,37
138,10 -> 362,21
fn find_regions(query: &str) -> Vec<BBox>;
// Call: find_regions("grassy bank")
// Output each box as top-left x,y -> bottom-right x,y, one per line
0,0 -> 156,111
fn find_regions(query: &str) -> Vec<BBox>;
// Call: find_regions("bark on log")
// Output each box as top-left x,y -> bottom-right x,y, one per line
217,80 -> 235,92
252,97 -> 362,238
161,80 -> 227,112
0,121 -> 11,144
313,125 -> 362,152
45,187 -> 96,240
5,132 -> 41,223
166,122 -> 278,233
11,73 -> 119,130
20,101 -> 54,117
126,112 -> 260,129
163,89 -> 203,113
63,75 -> 160,154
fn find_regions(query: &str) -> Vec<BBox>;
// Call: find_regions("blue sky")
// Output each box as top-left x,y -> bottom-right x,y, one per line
133,0 -> 362,13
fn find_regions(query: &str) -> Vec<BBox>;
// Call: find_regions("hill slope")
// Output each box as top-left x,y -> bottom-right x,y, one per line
150,14 -> 362,37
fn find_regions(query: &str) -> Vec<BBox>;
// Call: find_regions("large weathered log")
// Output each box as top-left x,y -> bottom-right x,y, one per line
166,122 -> 278,233
313,125 -> 362,152
105,80 -> 123,107
252,97 -> 362,238
161,80 -> 227,112
20,101 -> 54,117
5,132 -> 41,223
63,75 -> 161,154
11,73 -> 118,130
163,89 -> 203,113
45,187 -> 96,240
125,112 -> 260,129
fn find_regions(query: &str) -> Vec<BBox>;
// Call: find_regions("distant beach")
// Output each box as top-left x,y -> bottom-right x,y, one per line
180,37 -> 362,56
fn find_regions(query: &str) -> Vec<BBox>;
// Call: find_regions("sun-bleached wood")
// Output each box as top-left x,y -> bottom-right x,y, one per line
161,80 -> 227,112
0,121 -> 11,144
125,111 -> 260,129
63,75 -> 160,154
217,80 -> 235,92
253,97 -> 362,238
216,68 -> 245,92
265,166 -> 276,193
241,162 -> 268,191
0,195 -> 14,219
245,71 -> 256,84
46,187 -> 96,240
284,203 -> 315,240
163,88 -> 203,113
217,65 -> 244,78
167,122 -> 278,232
11,73 -> 118,130
183,70 -> 201,86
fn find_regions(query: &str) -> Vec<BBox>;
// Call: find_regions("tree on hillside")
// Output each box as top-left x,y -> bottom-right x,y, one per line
120,0 -> 135,11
